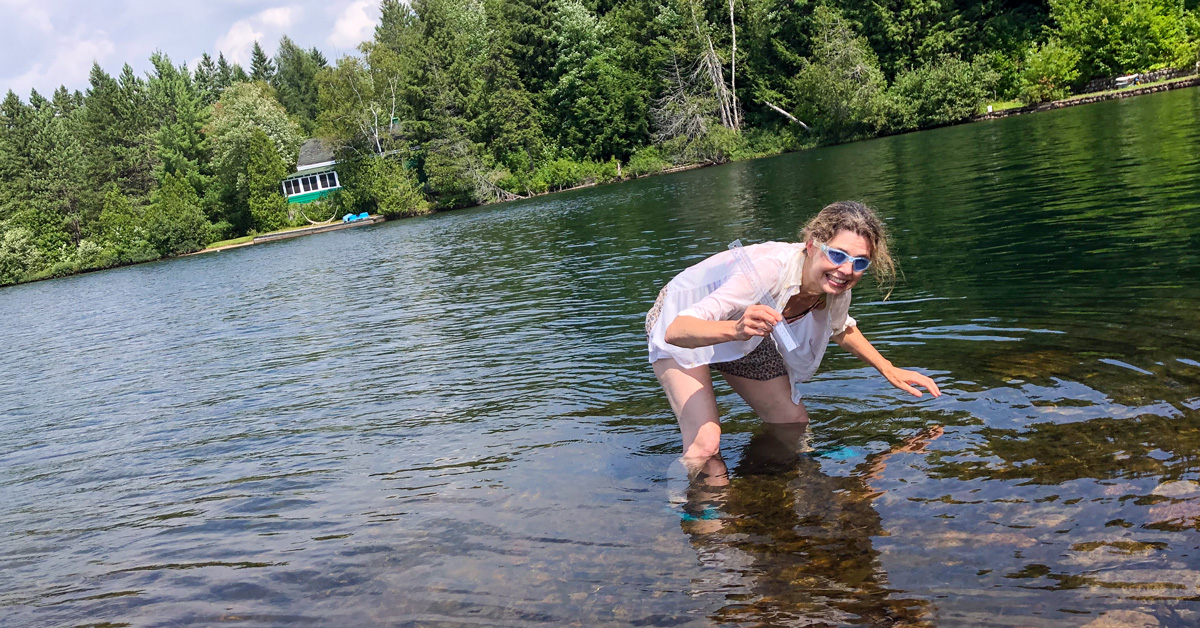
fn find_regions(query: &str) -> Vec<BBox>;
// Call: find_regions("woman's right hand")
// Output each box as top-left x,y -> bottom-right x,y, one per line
733,304 -> 783,341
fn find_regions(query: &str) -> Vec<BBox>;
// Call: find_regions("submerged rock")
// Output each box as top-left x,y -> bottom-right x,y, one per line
1080,609 -> 1158,628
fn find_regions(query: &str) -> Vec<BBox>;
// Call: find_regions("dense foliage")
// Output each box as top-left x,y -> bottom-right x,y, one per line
2,0 -> 1199,284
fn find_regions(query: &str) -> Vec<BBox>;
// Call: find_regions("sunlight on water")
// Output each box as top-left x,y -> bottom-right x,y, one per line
2,88 -> 1200,626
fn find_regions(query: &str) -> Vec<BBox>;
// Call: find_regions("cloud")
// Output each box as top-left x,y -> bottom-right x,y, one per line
327,1 -> 376,49
258,6 -> 296,30
213,6 -> 301,66
0,0 -> 53,34
7,34 -> 116,96
215,20 -> 264,66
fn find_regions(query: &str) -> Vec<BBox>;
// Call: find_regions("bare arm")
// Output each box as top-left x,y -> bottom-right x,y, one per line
665,305 -> 782,349
833,325 -> 941,397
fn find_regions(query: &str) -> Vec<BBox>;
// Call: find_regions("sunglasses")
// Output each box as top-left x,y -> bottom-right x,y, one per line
818,243 -> 871,273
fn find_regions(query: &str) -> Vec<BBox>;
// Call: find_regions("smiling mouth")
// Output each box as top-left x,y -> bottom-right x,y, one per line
826,273 -> 849,288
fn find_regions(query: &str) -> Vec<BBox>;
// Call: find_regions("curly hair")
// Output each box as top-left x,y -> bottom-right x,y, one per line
801,201 -> 896,298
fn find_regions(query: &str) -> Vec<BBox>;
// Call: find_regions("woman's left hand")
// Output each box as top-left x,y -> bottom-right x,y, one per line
882,366 -> 941,398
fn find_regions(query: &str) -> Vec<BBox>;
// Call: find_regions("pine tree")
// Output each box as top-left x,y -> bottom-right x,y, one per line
216,52 -> 235,90
114,64 -> 158,199
147,53 -> 210,199
376,0 -> 420,53
145,170 -> 210,255
502,0 -> 558,94
246,128 -> 289,232
272,36 -> 326,135
250,41 -> 276,82
0,91 -> 38,230
194,53 -> 221,105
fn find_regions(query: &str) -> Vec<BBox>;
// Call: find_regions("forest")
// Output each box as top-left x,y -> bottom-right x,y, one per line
1,0 -> 1198,285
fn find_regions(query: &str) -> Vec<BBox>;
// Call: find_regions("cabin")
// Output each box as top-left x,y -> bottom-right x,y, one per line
282,139 -> 342,204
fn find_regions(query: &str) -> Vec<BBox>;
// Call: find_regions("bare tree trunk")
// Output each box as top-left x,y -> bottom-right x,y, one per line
689,1 -> 733,129
728,0 -> 739,129
763,101 -> 810,129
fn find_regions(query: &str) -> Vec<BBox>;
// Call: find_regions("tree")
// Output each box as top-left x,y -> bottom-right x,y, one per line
363,155 -> 429,217
82,63 -> 157,206
271,36 -> 327,134
478,53 -> 546,176
246,128 -> 290,232
1049,0 -> 1192,79
194,53 -> 221,105
548,0 -> 648,160
884,55 -> 989,131
216,52 -> 236,90
250,41 -> 276,82
787,5 -> 887,142
1018,38 -> 1082,103
96,183 -> 158,263
501,0 -> 558,94
317,52 -> 406,158
145,171 -> 210,255
147,52 -> 210,196
206,81 -> 303,234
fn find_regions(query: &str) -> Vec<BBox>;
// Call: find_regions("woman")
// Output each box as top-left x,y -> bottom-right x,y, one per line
646,201 -> 940,461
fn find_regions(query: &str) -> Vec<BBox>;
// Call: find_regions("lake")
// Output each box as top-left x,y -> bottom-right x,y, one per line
3,87 -> 1200,627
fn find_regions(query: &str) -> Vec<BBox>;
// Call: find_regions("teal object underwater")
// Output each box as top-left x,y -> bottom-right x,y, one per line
679,507 -> 722,521
814,446 -> 859,460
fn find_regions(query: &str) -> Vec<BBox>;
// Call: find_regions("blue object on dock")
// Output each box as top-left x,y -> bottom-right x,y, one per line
358,212 -> 370,220
342,213 -> 357,223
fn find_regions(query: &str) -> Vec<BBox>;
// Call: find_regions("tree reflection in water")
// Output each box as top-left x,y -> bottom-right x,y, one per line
679,423 -> 943,627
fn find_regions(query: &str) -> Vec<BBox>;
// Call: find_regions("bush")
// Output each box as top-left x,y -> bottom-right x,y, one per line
529,158 -> 588,193
75,239 -> 119,271
368,156 -> 429,218
625,146 -> 671,177
1018,39 -> 1083,104
885,56 -> 988,131
0,227 -> 44,285
207,220 -> 237,244
786,5 -> 887,143
146,172 -> 211,256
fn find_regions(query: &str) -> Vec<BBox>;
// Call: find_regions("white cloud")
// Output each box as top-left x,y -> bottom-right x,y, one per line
213,5 -> 305,66
8,34 -> 115,96
0,0 -> 54,34
215,20 -> 264,66
258,6 -> 296,30
327,1 -> 376,49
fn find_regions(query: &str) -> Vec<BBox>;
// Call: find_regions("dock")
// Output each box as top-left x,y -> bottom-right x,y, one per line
252,215 -> 386,244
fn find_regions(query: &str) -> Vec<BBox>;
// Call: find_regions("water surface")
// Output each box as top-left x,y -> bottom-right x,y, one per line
3,88 -> 1200,627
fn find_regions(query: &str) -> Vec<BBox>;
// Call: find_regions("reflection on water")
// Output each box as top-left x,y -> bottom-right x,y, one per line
1,88 -> 1199,626
676,423 -> 943,627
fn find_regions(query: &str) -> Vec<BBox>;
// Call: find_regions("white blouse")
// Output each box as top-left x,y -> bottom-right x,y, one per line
646,241 -> 856,403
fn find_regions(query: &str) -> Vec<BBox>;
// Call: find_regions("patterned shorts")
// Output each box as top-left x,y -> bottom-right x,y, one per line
646,287 -> 788,382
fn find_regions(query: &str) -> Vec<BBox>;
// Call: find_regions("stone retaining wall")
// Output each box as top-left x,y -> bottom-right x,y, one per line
1080,67 -> 1198,94
974,75 -> 1200,122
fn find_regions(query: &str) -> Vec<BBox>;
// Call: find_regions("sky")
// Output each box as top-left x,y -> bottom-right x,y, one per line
0,0 -> 384,99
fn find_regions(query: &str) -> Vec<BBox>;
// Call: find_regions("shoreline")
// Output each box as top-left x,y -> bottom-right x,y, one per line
8,77 -> 1197,285
973,75 -> 1200,121
196,75 -> 1200,255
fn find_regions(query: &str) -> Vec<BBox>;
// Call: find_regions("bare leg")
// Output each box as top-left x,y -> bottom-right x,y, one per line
654,358 -> 722,460
722,373 -> 810,425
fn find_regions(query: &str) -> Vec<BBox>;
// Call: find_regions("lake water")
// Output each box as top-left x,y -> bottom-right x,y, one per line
3,88 -> 1200,627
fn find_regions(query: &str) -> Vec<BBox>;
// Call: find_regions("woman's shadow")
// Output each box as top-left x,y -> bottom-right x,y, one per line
677,422 -> 943,627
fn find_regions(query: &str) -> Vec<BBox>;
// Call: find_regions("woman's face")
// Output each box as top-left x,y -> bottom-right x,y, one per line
804,229 -> 872,295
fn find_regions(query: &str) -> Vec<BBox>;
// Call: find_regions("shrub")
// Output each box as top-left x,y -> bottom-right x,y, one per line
146,172 -> 211,256
530,158 -> 588,193
368,156 -> 429,218
1018,40 -> 1083,104
886,56 -> 989,130
626,147 -> 671,177
0,227 -> 44,285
